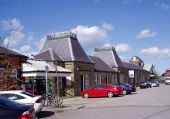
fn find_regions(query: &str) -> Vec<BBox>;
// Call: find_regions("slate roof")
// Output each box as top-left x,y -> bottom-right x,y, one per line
34,48 -> 63,61
89,56 -> 116,72
41,31 -> 93,63
123,62 -> 147,72
93,47 -> 125,68
22,60 -> 71,73
0,46 -> 26,57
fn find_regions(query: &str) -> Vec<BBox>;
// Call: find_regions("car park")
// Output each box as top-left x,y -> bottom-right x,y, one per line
0,90 -> 43,113
112,83 -> 132,95
165,78 -> 170,85
151,80 -> 160,87
0,96 -> 36,119
80,84 -> 122,98
140,81 -> 152,89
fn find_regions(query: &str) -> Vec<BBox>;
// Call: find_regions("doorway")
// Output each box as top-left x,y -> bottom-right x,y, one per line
80,75 -> 84,91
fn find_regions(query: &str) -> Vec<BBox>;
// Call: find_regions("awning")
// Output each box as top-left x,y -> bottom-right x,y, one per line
22,60 -> 71,77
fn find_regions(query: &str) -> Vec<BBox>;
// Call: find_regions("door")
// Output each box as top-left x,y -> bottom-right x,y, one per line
80,75 -> 84,91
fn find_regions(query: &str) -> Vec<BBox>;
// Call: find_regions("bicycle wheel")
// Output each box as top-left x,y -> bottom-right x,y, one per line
52,98 -> 63,107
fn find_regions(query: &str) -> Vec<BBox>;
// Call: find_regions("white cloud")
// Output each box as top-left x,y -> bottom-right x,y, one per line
72,25 -> 110,52
119,55 -> 127,61
101,43 -> 131,53
155,2 -> 170,10
0,18 -> 25,47
102,23 -> 114,31
3,31 -> 24,46
141,47 -> 170,57
103,43 -> 112,47
26,32 -> 35,43
36,35 -> 46,51
136,29 -> 156,39
160,3 -> 170,10
115,44 -> 131,53
20,45 -> 32,53
123,0 -> 144,4
1,18 -> 23,31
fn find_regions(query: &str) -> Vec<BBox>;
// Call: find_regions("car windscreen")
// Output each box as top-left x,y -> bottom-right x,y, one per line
112,84 -> 119,87
21,92 -> 36,97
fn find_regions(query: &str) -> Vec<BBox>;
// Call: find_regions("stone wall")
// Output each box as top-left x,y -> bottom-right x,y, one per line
64,62 -> 94,96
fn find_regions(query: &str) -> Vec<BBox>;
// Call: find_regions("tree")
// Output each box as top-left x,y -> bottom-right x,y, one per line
0,36 -> 20,90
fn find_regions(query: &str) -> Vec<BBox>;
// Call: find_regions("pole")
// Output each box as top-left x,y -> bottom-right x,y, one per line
45,66 -> 48,96
56,62 -> 60,107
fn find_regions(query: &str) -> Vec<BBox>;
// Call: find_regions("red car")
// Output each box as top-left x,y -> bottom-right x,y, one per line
80,84 -> 123,98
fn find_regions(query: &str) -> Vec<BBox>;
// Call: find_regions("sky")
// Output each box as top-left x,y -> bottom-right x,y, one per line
0,0 -> 170,74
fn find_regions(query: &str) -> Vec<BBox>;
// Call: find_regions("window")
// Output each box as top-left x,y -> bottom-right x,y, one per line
94,85 -> 103,89
58,78 -> 63,89
84,74 -> 89,89
95,74 -> 98,85
22,92 -> 36,97
101,85 -> 108,89
98,74 -> 102,85
0,93 -> 25,100
112,74 -> 117,84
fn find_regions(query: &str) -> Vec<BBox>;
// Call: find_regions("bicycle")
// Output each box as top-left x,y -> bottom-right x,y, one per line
42,91 -> 55,107
42,91 -> 63,107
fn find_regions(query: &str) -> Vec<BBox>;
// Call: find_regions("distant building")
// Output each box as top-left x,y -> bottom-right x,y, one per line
89,56 -> 117,85
93,47 -> 128,83
93,48 -> 149,86
129,56 -> 144,68
162,69 -> 170,77
123,62 -> 149,86
130,56 -> 155,80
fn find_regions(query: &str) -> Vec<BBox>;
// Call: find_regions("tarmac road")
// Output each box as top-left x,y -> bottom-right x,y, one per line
39,84 -> 170,119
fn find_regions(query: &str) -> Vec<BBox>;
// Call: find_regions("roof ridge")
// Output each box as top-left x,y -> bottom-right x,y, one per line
69,38 -> 75,61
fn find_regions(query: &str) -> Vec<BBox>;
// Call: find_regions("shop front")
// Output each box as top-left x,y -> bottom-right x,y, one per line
22,60 -> 71,96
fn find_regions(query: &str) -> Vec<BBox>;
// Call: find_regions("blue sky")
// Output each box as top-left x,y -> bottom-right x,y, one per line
0,0 -> 170,74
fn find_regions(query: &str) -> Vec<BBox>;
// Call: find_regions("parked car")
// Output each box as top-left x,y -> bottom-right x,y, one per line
0,96 -> 36,119
130,84 -> 136,92
140,81 -> 152,89
80,84 -> 123,98
0,90 -> 43,113
112,83 -> 132,95
151,80 -> 160,87
165,78 -> 170,85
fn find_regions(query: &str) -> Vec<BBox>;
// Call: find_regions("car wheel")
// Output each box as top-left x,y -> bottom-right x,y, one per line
122,90 -> 127,95
107,91 -> 114,98
83,93 -> 89,98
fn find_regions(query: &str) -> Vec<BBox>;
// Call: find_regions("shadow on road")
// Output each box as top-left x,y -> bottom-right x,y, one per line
37,111 -> 55,118
130,92 -> 138,95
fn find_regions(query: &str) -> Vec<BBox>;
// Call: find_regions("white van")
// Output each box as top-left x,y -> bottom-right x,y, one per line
165,78 -> 170,85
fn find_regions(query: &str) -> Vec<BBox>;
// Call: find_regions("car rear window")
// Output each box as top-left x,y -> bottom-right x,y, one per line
0,96 -> 19,106
21,92 -> 36,97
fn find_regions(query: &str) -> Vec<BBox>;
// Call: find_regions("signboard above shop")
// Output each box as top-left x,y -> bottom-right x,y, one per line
129,70 -> 134,78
